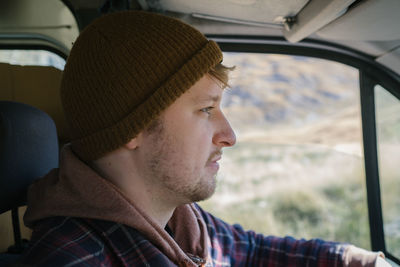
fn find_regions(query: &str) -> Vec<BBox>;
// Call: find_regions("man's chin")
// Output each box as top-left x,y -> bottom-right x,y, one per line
189,179 -> 217,203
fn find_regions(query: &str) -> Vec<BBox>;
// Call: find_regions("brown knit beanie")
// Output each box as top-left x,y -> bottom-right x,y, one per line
61,11 -> 222,161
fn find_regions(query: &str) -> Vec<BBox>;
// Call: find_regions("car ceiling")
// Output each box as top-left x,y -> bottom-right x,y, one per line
1,0 -> 399,75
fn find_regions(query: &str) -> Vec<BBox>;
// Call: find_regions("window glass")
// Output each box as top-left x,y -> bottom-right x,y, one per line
375,85 -> 400,258
200,52 -> 371,249
0,49 -> 65,70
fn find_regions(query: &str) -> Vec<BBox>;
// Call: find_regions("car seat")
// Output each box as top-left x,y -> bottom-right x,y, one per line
0,101 -> 59,266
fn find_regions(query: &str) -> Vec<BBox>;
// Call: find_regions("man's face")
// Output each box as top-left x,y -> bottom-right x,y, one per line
137,74 -> 236,205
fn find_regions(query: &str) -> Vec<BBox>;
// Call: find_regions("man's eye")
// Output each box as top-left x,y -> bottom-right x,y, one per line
200,107 -> 214,115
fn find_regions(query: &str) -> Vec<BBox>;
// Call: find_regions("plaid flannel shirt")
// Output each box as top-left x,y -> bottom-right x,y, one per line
20,205 -> 346,266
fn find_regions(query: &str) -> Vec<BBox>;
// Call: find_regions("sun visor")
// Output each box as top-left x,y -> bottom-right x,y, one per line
316,0 -> 400,41
283,0 -> 356,43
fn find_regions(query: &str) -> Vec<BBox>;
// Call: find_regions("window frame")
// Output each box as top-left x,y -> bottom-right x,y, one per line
210,35 -> 400,265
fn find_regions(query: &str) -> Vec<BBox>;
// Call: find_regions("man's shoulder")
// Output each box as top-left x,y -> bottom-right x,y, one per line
20,217 -> 118,266
20,217 -> 175,266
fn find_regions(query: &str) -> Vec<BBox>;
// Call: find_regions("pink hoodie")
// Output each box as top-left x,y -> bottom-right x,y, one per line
24,145 -> 210,266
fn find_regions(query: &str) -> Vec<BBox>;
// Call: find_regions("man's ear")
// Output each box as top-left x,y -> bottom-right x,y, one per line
125,133 -> 142,150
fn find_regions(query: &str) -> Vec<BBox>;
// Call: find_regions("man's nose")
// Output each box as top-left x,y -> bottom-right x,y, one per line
212,113 -> 236,148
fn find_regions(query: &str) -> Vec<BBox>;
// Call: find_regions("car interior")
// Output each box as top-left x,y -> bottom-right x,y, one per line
0,0 -> 399,266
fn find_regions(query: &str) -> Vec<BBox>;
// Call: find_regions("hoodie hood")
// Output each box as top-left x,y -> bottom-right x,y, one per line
24,145 -> 209,266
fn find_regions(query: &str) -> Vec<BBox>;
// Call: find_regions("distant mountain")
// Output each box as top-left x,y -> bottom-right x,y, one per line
222,53 -> 359,125
221,52 -> 362,147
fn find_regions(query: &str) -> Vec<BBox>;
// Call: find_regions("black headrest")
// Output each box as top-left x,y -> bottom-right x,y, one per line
0,101 -> 59,214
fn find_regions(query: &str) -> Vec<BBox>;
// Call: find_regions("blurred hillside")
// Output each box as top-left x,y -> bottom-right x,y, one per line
221,53 -> 361,153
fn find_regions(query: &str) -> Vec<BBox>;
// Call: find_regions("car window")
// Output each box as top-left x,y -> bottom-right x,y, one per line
199,52 -> 371,250
375,85 -> 400,258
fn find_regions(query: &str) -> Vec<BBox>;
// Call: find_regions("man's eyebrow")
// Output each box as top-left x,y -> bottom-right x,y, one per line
192,95 -> 220,104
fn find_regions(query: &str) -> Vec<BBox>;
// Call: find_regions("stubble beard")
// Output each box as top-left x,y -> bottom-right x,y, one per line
145,121 -> 217,205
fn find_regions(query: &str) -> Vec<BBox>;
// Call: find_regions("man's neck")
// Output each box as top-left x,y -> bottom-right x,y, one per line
116,180 -> 176,228
90,151 -> 176,229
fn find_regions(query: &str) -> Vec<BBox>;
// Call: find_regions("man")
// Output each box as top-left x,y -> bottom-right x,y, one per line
21,11 -> 390,266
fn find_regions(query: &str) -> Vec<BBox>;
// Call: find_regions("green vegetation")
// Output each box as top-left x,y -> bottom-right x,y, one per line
199,144 -> 371,250
375,85 -> 400,258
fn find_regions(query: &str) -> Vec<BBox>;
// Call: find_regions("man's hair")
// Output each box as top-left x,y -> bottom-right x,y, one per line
209,63 -> 235,88
144,63 -> 234,135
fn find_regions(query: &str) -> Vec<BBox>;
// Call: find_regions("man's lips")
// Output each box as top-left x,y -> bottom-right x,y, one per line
207,151 -> 222,171
212,155 -> 222,162
208,151 -> 222,163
